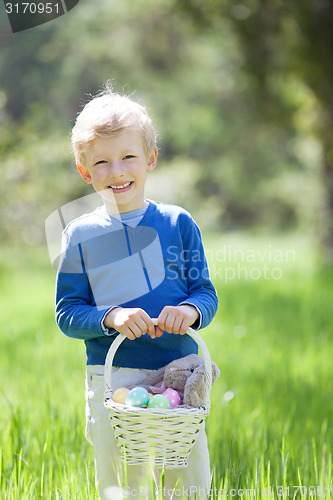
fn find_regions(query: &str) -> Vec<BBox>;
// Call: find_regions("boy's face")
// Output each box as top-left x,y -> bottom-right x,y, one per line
77,129 -> 157,213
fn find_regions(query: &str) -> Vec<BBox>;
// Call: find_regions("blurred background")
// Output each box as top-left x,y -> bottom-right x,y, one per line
1,1 -> 333,497
1,0 -> 333,254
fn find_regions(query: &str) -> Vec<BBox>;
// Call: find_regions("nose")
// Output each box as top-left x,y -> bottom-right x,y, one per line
108,161 -> 124,178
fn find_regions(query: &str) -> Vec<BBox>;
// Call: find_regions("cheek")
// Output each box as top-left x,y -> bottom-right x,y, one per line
132,166 -> 148,181
91,168 -> 108,181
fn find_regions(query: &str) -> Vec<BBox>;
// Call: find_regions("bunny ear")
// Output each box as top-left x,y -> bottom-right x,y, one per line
211,362 -> 221,383
184,368 -> 206,407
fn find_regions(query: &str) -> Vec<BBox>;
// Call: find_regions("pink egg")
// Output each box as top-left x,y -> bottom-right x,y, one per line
162,388 -> 181,408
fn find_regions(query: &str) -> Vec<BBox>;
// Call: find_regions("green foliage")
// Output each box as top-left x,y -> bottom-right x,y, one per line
1,234 -> 332,498
0,0 -> 327,245
179,0 -> 333,251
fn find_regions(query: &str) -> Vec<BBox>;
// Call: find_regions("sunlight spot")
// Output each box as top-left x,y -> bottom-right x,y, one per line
231,5 -> 251,20
233,325 -> 247,339
223,390 -> 236,403
103,487 -> 124,499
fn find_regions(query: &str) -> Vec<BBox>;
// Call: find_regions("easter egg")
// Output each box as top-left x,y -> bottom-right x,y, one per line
113,387 -> 130,404
125,387 -> 150,407
147,394 -> 171,409
162,388 -> 181,408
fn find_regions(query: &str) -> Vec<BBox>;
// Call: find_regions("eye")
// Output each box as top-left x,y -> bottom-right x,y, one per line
94,160 -> 107,166
123,155 -> 136,160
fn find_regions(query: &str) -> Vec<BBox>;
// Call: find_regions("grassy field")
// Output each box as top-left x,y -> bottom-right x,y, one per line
0,232 -> 332,499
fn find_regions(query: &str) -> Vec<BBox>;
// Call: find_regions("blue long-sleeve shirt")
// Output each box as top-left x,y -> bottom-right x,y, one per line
55,199 -> 218,369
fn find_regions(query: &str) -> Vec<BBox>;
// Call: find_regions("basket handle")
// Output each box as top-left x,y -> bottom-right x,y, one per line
104,319 -> 212,409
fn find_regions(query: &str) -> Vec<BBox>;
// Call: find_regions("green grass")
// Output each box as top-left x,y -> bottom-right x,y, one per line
1,233 -> 332,499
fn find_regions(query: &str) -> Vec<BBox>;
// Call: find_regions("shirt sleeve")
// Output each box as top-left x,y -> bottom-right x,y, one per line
55,231 -> 117,340
177,213 -> 219,330
100,306 -> 120,334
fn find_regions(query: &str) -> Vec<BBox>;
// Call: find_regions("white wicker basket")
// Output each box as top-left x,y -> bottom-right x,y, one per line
104,320 -> 212,469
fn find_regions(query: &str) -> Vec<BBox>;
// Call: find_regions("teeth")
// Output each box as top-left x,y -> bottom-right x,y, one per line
110,182 -> 131,190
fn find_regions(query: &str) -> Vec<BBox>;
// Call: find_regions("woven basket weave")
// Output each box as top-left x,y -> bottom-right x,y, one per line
104,320 -> 212,469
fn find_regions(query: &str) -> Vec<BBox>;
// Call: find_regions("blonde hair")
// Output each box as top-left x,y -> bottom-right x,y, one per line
71,87 -> 157,164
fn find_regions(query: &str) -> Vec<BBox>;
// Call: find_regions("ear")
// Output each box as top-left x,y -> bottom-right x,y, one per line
211,361 -> 221,384
184,367 -> 206,407
147,147 -> 158,172
77,163 -> 93,184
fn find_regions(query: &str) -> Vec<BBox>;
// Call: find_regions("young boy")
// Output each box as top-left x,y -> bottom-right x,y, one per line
55,88 -> 218,499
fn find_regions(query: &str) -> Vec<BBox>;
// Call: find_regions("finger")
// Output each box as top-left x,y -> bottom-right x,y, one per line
178,318 -> 189,335
126,321 -> 144,339
158,307 -> 178,333
172,315 -> 183,335
133,315 -> 151,336
121,327 -> 135,341
157,308 -> 168,332
132,310 -> 153,338
164,312 -> 176,334
141,313 -> 156,339
154,326 -> 164,337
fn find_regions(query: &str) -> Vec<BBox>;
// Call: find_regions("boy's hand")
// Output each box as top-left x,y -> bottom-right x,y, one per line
103,307 -> 156,341
156,305 -> 199,337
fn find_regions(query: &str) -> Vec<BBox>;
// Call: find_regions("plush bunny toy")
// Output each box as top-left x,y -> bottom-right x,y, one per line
164,354 -> 220,407
128,354 -> 220,408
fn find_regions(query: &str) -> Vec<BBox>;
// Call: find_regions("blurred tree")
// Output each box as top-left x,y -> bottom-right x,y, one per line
179,0 -> 333,254
0,0 -> 326,245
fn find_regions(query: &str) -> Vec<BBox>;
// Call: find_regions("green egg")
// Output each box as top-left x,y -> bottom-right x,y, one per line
147,394 -> 171,409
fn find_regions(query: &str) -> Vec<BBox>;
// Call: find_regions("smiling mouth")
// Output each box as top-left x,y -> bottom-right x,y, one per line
108,181 -> 133,192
